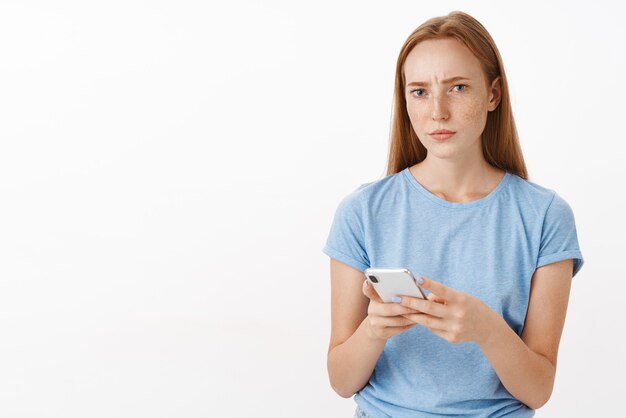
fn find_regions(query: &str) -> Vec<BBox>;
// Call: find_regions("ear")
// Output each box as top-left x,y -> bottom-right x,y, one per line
487,76 -> 502,112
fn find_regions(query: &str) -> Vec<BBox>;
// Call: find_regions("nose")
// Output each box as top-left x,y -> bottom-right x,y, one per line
430,95 -> 449,121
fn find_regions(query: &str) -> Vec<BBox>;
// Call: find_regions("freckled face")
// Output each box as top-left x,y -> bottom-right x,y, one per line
403,38 -> 499,159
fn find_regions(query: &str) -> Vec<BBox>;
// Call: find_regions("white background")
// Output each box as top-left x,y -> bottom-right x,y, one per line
0,1 -> 623,417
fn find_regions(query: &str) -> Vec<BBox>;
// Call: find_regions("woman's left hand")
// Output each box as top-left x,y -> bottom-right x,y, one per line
397,275 -> 496,345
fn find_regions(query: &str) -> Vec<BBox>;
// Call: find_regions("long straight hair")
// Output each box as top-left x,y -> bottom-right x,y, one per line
385,11 -> 528,180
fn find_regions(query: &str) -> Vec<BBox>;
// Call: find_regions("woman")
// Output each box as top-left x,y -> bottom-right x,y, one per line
322,10 -> 584,418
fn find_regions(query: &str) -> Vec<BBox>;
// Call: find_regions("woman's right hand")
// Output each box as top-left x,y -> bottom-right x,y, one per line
361,280 -> 421,341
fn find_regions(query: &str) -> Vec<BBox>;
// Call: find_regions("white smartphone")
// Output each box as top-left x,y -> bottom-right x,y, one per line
363,268 -> 427,303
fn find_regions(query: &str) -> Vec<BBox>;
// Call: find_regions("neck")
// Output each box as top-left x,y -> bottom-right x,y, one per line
410,151 -> 504,199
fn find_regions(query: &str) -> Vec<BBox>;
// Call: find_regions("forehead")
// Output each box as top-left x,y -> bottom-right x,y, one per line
403,38 -> 483,82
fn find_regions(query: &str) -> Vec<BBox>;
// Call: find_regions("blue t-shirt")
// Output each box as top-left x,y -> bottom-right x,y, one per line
322,167 -> 584,418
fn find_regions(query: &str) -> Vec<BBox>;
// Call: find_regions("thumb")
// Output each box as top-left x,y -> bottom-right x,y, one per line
362,279 -> 383,303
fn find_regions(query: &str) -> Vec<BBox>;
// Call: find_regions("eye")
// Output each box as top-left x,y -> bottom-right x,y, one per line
409,84 -> 467,98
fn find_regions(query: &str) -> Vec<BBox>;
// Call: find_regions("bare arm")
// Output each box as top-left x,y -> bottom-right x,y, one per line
478,259 -> 573,409
327,317 -> 387,398
326,259 -> 416,397
326,258 -> 383,398
394,260 -> 574,409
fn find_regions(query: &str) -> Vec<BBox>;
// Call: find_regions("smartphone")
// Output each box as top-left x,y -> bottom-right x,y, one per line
363,268 -> 427,303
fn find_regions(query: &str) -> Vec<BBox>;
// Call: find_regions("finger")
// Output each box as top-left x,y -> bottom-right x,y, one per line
397,323 -> 418,333
417,276 -> 457,302
362,279 -> 383,303
376,315 -> 416,328
379,302 -> 422,317
365,292 -> 421,317
401,312 -> 447,331
427,292 -> 447,305
397,295 -> 447,318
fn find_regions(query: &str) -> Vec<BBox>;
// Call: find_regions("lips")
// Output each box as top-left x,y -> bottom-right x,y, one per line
429,129 -> 455,135
429,131 -> 455,141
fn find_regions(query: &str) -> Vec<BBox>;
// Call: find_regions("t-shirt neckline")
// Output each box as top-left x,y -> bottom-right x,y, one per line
402,167 -> 511,209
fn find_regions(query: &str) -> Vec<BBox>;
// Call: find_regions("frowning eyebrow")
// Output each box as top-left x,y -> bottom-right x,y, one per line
406,76 -> 471,87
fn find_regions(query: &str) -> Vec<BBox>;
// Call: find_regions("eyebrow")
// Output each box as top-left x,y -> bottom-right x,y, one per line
406,76 -> 471,87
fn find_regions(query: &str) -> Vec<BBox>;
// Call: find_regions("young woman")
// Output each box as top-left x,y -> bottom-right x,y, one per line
322,11 -> 584,418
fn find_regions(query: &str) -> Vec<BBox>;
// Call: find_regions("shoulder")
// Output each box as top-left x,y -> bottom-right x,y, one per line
337,170 -> 405,208
506,173 -> 570,217
506,173 -> 580,240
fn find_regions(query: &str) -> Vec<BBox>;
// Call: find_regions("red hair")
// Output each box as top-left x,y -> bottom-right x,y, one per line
385,10 -> 528,180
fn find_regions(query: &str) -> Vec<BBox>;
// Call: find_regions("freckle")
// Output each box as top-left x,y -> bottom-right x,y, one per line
461,97 -> 486,122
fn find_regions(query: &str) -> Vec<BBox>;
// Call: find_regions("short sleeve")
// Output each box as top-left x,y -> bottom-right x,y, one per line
536,192 -> 584,278
321,190 -> 370,273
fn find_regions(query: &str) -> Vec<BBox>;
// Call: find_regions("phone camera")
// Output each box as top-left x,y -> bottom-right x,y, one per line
368,275 -> 378,283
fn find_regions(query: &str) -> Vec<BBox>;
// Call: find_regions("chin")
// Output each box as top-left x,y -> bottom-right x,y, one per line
425,146 -> 461,160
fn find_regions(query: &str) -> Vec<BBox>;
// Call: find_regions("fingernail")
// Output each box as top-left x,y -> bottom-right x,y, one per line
364,281 -> 369,288
417,277 -> 425,284
391,296 -> 402,303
